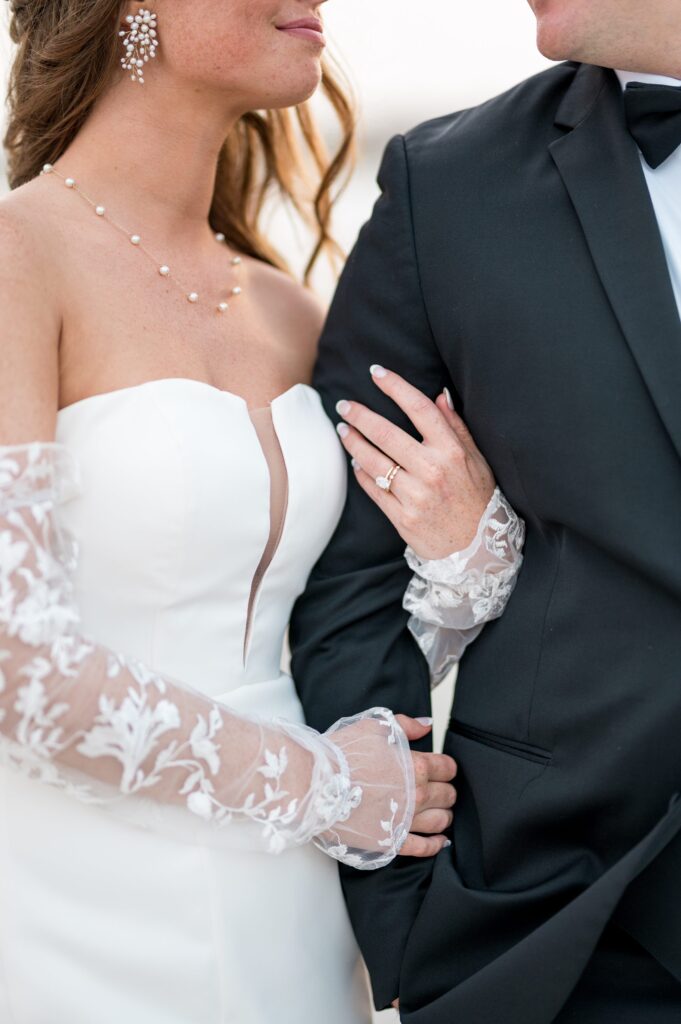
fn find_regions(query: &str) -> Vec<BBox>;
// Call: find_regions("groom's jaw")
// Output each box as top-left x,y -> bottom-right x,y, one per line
526,0 -> 681,81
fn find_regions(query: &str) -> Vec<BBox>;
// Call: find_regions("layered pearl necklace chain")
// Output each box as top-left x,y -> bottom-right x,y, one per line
40,163 -> 243,314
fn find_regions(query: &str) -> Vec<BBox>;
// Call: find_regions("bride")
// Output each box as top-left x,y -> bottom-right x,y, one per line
0,2 -> 524,1022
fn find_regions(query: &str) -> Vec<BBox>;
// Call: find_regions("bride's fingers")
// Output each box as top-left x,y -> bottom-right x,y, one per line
434,390 -> 477,449
434,391 -> 461,431
369,365 -> 453,447
410,808 -> 454,834
337,424 -> 410,502
415,781 -> 458,813
335,399 -> 421,472
413,750 -> 458,784
395,714 -> 434,742
400,832 -> 451,858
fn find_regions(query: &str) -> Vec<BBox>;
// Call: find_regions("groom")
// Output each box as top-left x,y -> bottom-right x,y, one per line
290,1 -> 681,1020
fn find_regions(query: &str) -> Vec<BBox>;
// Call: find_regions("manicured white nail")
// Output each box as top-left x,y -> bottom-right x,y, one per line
351,458 -> 361,470
336,423 -> 350,438
416,716 -> 433,726
336,399 -> 351,416
370,364 -> 388,378
443,387 -> 454,411
443,839 -> 452,848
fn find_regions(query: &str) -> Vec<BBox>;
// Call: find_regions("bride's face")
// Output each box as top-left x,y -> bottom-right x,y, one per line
526,0 -> 681,77
137,0 -> 329,110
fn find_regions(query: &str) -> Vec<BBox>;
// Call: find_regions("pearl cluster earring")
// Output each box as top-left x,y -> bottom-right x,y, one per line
119,7 -> 158,84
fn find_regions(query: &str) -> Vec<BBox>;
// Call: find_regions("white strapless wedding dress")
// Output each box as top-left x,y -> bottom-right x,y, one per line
0,379 -> 373,1024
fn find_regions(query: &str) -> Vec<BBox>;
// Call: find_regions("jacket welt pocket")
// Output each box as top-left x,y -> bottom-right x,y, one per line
450,719 -> 552,766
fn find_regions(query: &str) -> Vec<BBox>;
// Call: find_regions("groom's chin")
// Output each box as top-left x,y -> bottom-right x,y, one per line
533,17 -> 581,62
526,0 -> 591,62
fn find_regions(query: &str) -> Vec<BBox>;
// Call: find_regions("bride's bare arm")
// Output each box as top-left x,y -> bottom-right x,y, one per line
0,200 -> 62,444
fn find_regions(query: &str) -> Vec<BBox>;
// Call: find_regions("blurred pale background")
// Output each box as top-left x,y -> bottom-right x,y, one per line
0,2 -> 551,1020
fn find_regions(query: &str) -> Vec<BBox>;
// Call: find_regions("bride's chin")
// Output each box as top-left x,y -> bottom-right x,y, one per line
256,66 -> 324,110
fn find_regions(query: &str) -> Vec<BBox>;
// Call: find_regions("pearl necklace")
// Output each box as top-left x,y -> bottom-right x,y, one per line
40,163 -> 243,314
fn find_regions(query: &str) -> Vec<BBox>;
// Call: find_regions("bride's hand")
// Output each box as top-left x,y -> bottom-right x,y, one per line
335,366 -> 496,561
397,715 -> 457,857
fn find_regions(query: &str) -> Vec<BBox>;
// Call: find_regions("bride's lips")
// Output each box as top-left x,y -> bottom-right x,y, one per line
275,17 -> 326,46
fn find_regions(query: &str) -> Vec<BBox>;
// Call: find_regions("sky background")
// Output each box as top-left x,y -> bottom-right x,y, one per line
303,1 -> 553,289
325,0 -> 550,134
0,7 -> 551,1018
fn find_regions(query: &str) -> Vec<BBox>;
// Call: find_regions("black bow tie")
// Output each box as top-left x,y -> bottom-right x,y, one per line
623,81 -> 681,169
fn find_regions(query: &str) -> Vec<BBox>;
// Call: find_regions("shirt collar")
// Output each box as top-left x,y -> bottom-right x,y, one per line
615,69 -> 681,91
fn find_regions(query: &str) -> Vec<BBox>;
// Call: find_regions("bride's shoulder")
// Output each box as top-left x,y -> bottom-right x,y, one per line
0,180 -> 63,439
0,176 -> 64,287
246,256 -> 327,361
0,181 -> 38,250
0,175 -> 73,332
0,179 -> 63,336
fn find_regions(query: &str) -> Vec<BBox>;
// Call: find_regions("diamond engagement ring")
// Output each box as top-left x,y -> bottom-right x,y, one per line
376,464 -> 402,493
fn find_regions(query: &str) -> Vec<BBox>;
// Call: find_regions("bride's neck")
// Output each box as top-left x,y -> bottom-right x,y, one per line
55,75 -> 242,248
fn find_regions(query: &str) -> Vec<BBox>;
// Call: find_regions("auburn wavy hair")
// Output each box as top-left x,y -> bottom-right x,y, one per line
3,0 -> 356,282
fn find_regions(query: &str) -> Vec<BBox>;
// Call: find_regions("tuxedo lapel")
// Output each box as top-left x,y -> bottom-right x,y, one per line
550,64 -> 681,462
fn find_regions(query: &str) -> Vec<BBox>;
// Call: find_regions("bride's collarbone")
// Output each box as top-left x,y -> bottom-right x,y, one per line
57,276 -> 320,411
15,188 -> 324,408
57,324 -> 307,413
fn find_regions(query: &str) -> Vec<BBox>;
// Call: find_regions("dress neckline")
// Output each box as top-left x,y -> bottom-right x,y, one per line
57,377 -> 314,417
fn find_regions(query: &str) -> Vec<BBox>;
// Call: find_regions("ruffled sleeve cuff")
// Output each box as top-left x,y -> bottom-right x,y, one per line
403,488 -> 525,686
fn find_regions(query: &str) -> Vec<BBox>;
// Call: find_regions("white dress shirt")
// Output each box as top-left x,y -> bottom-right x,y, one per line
615,69 -> 681,318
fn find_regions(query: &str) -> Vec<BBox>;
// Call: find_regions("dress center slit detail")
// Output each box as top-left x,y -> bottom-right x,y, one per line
243,406 -> 289,664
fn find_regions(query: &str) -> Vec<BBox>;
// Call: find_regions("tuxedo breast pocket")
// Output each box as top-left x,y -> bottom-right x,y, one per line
446,719 -> 554,891
450,720 -> 552,766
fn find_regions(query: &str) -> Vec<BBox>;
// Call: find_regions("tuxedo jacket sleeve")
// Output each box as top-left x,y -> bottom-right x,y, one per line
289,135 -> 450,1009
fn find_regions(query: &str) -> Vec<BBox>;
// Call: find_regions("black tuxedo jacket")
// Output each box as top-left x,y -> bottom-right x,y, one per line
289,62 -> 681,1023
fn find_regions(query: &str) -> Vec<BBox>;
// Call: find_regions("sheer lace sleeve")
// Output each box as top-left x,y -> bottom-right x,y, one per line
403,487 -> 525,687
0,442 -> 414,869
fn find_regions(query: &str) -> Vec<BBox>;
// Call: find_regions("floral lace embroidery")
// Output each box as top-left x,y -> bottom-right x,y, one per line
403,487 -> 525,686
0,443 -> 414,868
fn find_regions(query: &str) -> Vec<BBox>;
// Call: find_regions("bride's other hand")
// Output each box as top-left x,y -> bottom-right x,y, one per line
335,367 -> 495,561
397,715 -> 457,857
